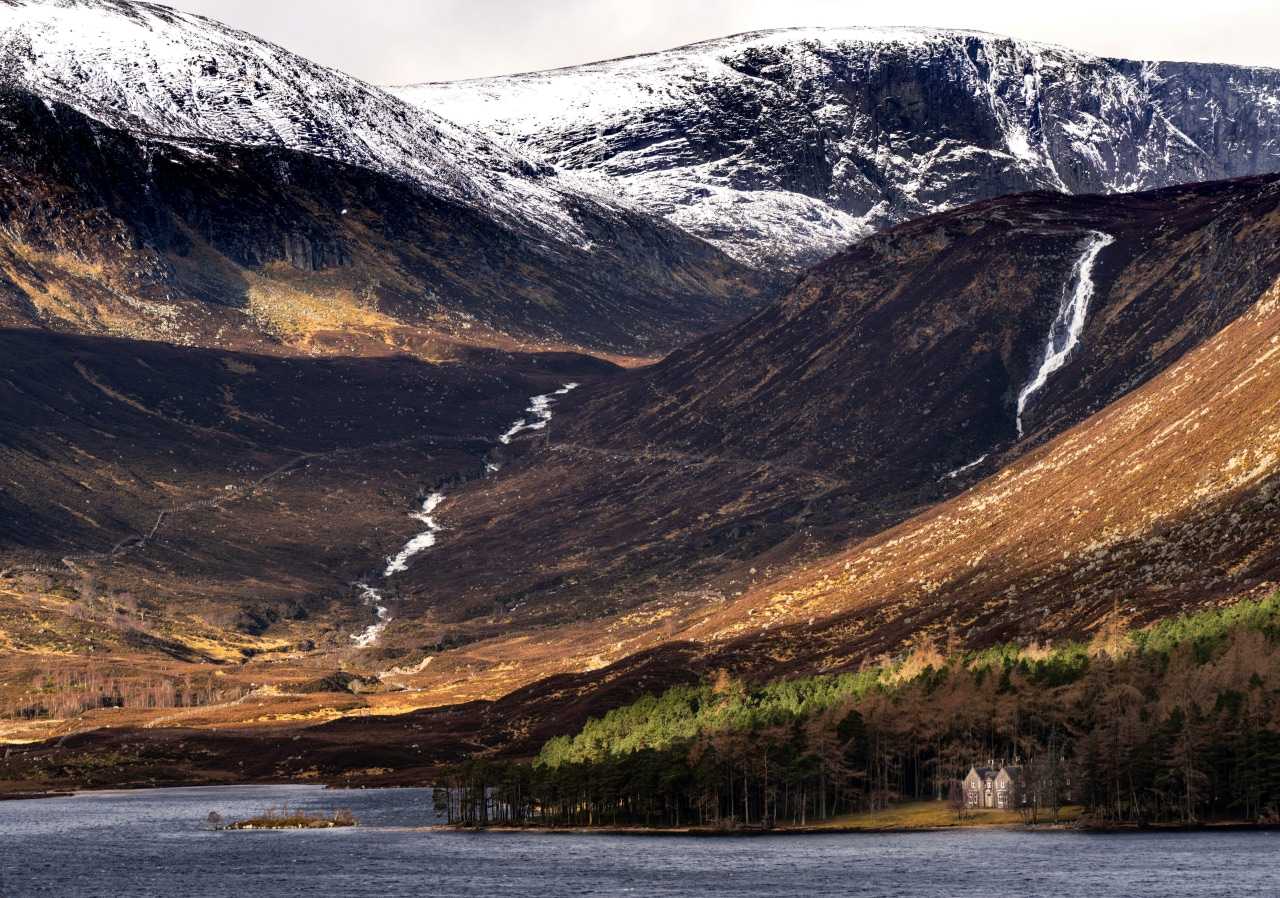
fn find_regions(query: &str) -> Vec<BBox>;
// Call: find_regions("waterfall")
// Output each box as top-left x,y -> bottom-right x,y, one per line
351,583 -> 390,648
942,454 -> 989,482
1016,232 -> 1114,437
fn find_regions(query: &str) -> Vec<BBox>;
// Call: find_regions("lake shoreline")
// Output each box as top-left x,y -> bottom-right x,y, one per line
5,782 -> 1279,838
429,819 -> 1280,837
427,822 -> 1038,837
6,783 -> 1274,895
427,828 -> 1280,839
0,790 -> 73,802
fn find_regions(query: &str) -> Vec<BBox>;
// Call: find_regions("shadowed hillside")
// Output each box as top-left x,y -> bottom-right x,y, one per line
360,177 -> 1280,696
0,327 -> 618,667
0,90 -> 770,356
6,176 -> 1280,783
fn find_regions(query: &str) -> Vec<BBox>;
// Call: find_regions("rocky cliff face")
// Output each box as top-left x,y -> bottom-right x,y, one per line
1127,60 -> 1280,182
399,28 -> 1280,268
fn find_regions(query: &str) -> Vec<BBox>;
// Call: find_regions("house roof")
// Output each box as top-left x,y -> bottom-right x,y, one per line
968,764 -> 1023,782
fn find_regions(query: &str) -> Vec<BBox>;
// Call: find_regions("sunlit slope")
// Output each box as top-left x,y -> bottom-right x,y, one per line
311,177 -> 1280,707
709,273 -> 1280,660
382,177 -> 1280,648
386,252 -> 1280,710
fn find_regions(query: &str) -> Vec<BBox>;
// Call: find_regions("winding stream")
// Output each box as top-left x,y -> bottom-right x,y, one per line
941,453 -> 988,481
384,491 -> 447,576
350,382 -> 580,645
499,383 -> 580,444
351,583 -> 391,648
1016,231 -> 1114,436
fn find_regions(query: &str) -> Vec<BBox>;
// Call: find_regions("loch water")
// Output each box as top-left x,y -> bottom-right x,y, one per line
1,784 -> 1276,896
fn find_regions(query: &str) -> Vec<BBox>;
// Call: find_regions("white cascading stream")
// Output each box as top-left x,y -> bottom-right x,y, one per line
351,583 -> 392,648
351,383 -> 580,645
1015,231 -> 1114,437
384,492 -> 448,576
499,383 -> 580,444
941,454 -> 989,482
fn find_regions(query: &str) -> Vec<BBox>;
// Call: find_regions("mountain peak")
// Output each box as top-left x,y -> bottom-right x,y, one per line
395,30 -> 1280,268
0,0 -> 613,246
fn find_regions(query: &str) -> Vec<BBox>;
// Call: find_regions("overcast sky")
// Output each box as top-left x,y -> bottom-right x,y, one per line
164,0 -> 1280,84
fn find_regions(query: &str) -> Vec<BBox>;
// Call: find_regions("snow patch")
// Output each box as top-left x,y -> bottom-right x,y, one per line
394,28 -> 1276,269
0,0 -> 647,250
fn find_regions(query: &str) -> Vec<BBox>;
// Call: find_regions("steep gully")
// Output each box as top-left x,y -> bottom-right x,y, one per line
351,233 -> 1113,645
934,231 -> 1114,483
1016,232 -> 1115,437
352,384 -> 580,647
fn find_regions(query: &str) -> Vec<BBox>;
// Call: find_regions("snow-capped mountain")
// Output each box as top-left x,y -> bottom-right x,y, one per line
0,0 -> 772,353
395,27 -> 1280,268
0,0 -> 624,246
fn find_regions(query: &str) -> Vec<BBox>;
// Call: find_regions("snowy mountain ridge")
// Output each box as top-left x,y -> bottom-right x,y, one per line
0,0 -> 630,247
395,27 -> 1280,268
4,4 -> 1279,275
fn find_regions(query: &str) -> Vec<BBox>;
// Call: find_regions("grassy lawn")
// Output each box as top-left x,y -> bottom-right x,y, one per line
799,801 -> 1084,830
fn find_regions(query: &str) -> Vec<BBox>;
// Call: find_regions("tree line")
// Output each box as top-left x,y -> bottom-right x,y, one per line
434,593 -> 1280,828
3,665 -> 250,719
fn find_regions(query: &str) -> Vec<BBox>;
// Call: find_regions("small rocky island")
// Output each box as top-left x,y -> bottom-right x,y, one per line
210,807 -> 358,830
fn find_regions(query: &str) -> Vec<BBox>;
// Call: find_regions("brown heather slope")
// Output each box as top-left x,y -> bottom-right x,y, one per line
356,178 -> 1280,683
252,190 -> 1280,767
7,177 -> 1280,780
0,89 -> 771,357
694,274 -> 1280,666
0,328 -> 615,679
0,83 -> 766,744
77,174 -> 1265,733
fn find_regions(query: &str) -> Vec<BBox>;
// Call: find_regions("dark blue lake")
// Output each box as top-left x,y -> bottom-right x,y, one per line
1,784 -> 1276,896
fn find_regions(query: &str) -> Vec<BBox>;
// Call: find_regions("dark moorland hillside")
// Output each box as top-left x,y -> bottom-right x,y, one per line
0,90 -> 770,356
5,174 -> 1280,780
3,11 -> 1280,793
352,176 -> 1280,697
0,327 -> 620,667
